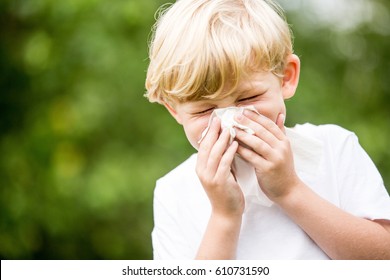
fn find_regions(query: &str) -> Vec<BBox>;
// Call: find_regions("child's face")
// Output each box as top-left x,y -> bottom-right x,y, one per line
167,72 -> 285,149
165,55 -> 300,150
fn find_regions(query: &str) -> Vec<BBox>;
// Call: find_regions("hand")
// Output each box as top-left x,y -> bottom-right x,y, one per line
196,118 -> 244,217
234,110 -> 301,202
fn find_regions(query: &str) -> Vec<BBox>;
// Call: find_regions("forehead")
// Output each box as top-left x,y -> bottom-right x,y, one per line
209,71 -> 277,98
236,72 -> 274,89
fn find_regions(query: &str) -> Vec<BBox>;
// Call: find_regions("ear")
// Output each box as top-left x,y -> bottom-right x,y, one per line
281,54 -> 300,100
163,101 -> 183,124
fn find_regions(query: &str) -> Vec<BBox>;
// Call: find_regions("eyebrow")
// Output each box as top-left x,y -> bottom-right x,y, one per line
183,100 -> 215,112
186,80 -> 268,106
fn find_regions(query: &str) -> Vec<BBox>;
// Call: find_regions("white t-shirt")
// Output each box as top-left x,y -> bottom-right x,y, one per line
152,123 -> 390,259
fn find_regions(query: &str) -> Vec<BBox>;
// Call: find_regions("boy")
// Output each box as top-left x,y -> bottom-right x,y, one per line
145,0 -> 390,259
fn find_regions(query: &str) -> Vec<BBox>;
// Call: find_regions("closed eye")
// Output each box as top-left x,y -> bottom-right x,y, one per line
193,107 -> 214,115
238,94 -> 260,102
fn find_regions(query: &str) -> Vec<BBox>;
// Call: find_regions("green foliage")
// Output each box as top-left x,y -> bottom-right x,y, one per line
1,0 -> 389,259
284,0 -> 390,193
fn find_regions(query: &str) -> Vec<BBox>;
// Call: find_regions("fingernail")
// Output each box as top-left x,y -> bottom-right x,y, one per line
243,109 -> 253,116
280,114 -> 286,124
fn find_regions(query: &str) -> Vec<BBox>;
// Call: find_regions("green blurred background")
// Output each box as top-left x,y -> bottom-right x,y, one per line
1,0 -> 389,259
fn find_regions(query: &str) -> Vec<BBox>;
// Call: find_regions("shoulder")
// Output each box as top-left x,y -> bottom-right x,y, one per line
292,123 -> 358,151
292,123 -> 355,140
290,123 -> 362,164
157,153 -> 198,185
154,153 -> 199,198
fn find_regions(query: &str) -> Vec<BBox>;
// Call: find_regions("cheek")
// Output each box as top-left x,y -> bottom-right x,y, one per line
182,118 -> 210,150
183,128 -> 200,150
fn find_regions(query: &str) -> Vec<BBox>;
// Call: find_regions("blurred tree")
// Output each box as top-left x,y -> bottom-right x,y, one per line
281,0 -> 390,191
0,0 -> 176,260
0,0 -> 389,259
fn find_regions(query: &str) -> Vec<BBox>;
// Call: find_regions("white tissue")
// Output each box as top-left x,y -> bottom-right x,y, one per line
198,106 -> 274,209
233,156 -> 274,208
198,106 -> 257,144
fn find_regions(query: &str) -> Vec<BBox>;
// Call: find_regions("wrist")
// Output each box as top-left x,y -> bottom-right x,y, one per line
196,210 -> 242,260
210,211 -> 243,229
273,177 -> 306,207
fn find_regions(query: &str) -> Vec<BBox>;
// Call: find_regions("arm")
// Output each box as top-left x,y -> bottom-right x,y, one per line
196,212 -> 242,259
195,118 -> 244,259
235,110 -> 390,259
276,180 -> 390,259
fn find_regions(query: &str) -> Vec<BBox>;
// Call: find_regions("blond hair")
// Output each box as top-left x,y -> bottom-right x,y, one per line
145,0 -> 293,104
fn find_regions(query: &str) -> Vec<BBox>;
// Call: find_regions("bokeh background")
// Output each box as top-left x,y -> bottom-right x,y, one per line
1,0 -> 389,259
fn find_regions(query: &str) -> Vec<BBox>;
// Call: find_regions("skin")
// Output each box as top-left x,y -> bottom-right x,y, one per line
164,54 -> 390,260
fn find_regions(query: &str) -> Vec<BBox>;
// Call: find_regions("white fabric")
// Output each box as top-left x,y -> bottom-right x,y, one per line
152,123 -> 390,259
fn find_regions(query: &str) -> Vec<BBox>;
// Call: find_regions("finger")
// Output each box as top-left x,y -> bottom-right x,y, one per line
206,128 -> 232,173
215,141 -> 238,179
202,117 -> 221,145
235,128 -> 273,159
242,110 -> 285,141
236,144 -> 268,170
235,111 -> 279,146
197,117 -> 221,164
